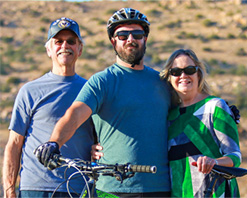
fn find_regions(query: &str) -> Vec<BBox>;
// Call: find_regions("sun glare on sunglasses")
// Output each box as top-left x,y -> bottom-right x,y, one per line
169,66 -> 198,76
114,30 -> 145,40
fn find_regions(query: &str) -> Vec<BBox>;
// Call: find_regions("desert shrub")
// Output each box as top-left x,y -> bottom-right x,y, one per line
198,35 -> 209,43
105,9 -> 117,15
236,48 -> 247,56
236,65 -> 247,76
238,34 -> 247,40
186,33 -> 198,39
160,41 -> 184,52
203,47 -> 212,52
165,20 -> 182,28
40,17 -> 51,23
177,31 -> 197,39
208,34 -> 221,40
39,27 -> 46,33
147,9 -> 162,17
0,83 -> 11,92
2,36 -> 14,43
80,47 -> 98,59
97,19 -> 106,25
95,40 -> 105,47
7,77 -> 21,85
186,1 -> 198,9
0,19 -> 4,26
235,86 -> 247,112
227,33 -> 236,39
202,19 -> 217,27
151,54 -> 162,65
195,14 -> 204,19
29,10 -> 41,17
0,59 -> 12,75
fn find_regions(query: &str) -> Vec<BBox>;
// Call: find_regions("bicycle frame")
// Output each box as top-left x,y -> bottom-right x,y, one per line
204,165 -> 247,198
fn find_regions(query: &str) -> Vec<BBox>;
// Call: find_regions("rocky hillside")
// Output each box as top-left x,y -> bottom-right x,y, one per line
1,0 -> 247,128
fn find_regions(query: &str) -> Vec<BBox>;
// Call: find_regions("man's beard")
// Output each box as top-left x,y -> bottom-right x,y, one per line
115,42 -> 146,65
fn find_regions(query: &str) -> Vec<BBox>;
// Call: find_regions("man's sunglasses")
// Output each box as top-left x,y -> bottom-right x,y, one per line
169,66 -> 198,76
114,30 -> 145,41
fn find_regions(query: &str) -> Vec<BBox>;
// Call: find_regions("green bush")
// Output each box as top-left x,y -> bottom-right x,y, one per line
39,27 -> 46,33
0,19 -> 4,26
7,77 -> 21,85
233,65 -> 247,76
95,40 -> 105,47
239,34 -> 247,40
208,34 -> 221,40
227,33 -> 236,39
165,20 -> 182,29
236,48 -> 247,56
151,54 -> 162,65
203,47 -> 212,52
40,17 -> 51,23
29,10 -> 41,17
160,41 -> 184,53
0,57 -> 12,75
0,83 -> 11,92
2,36 -> 14,43
177,31 -> 198,39
202,19 -> 217,27
105,9 -> 117,15
147,9 -> 162,17
0,99 -> 14,109
195,14 -> 204,19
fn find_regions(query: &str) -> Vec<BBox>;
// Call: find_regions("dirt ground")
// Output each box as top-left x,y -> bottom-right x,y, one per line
0,125 -> 247,197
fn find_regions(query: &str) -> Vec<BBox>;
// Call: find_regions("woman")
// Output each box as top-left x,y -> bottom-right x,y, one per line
159,48 -> 241,197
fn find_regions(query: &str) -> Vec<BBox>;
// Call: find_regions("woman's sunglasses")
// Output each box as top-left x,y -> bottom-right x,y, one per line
169,66 -> 198,76
114,30 -> 145,41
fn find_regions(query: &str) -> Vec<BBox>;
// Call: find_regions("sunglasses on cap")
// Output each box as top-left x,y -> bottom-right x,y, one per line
113,30 -> 145,41
169,66 -> 198,76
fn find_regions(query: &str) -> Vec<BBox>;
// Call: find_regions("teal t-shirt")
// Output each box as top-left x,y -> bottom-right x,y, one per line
75,63 -> 171,193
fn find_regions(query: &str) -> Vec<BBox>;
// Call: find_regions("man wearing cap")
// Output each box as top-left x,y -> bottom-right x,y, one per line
35,9 -> 171,197
3,17 -> 95,198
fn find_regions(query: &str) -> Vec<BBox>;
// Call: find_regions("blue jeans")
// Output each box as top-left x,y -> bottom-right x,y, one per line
18,190 -> 79,198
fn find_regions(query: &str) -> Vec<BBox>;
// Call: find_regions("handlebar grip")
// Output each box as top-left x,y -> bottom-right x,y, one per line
128,165 -> 157,173
52,154 -> 67,165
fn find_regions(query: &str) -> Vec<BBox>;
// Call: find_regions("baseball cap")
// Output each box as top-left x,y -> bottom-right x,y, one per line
47,17 -> 83,43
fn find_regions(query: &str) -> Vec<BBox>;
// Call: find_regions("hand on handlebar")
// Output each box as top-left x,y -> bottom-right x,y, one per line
34,141 -> 60,170
193,156 -> 217,174
91,143 -> 104,161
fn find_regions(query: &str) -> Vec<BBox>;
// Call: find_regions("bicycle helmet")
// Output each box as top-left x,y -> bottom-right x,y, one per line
107,8 -> 150,40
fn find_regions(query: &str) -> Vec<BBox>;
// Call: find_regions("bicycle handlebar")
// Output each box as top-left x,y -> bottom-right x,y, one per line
192,161 -> 247,180
127,164 -> 156,173
52,154 -> 157,174
212,165 -> 247,179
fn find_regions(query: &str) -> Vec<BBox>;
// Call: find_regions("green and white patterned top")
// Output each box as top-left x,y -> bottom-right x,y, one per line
168,95 -> 241,198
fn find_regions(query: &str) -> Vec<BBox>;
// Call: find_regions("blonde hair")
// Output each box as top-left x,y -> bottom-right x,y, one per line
160,49 -> 211,106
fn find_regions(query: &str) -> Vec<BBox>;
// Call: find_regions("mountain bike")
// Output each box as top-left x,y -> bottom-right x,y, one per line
192,162 -> 247,197
49,154 -> 157,198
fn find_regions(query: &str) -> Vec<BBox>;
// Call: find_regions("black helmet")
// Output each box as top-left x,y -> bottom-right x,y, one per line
107,8 -> 150,40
